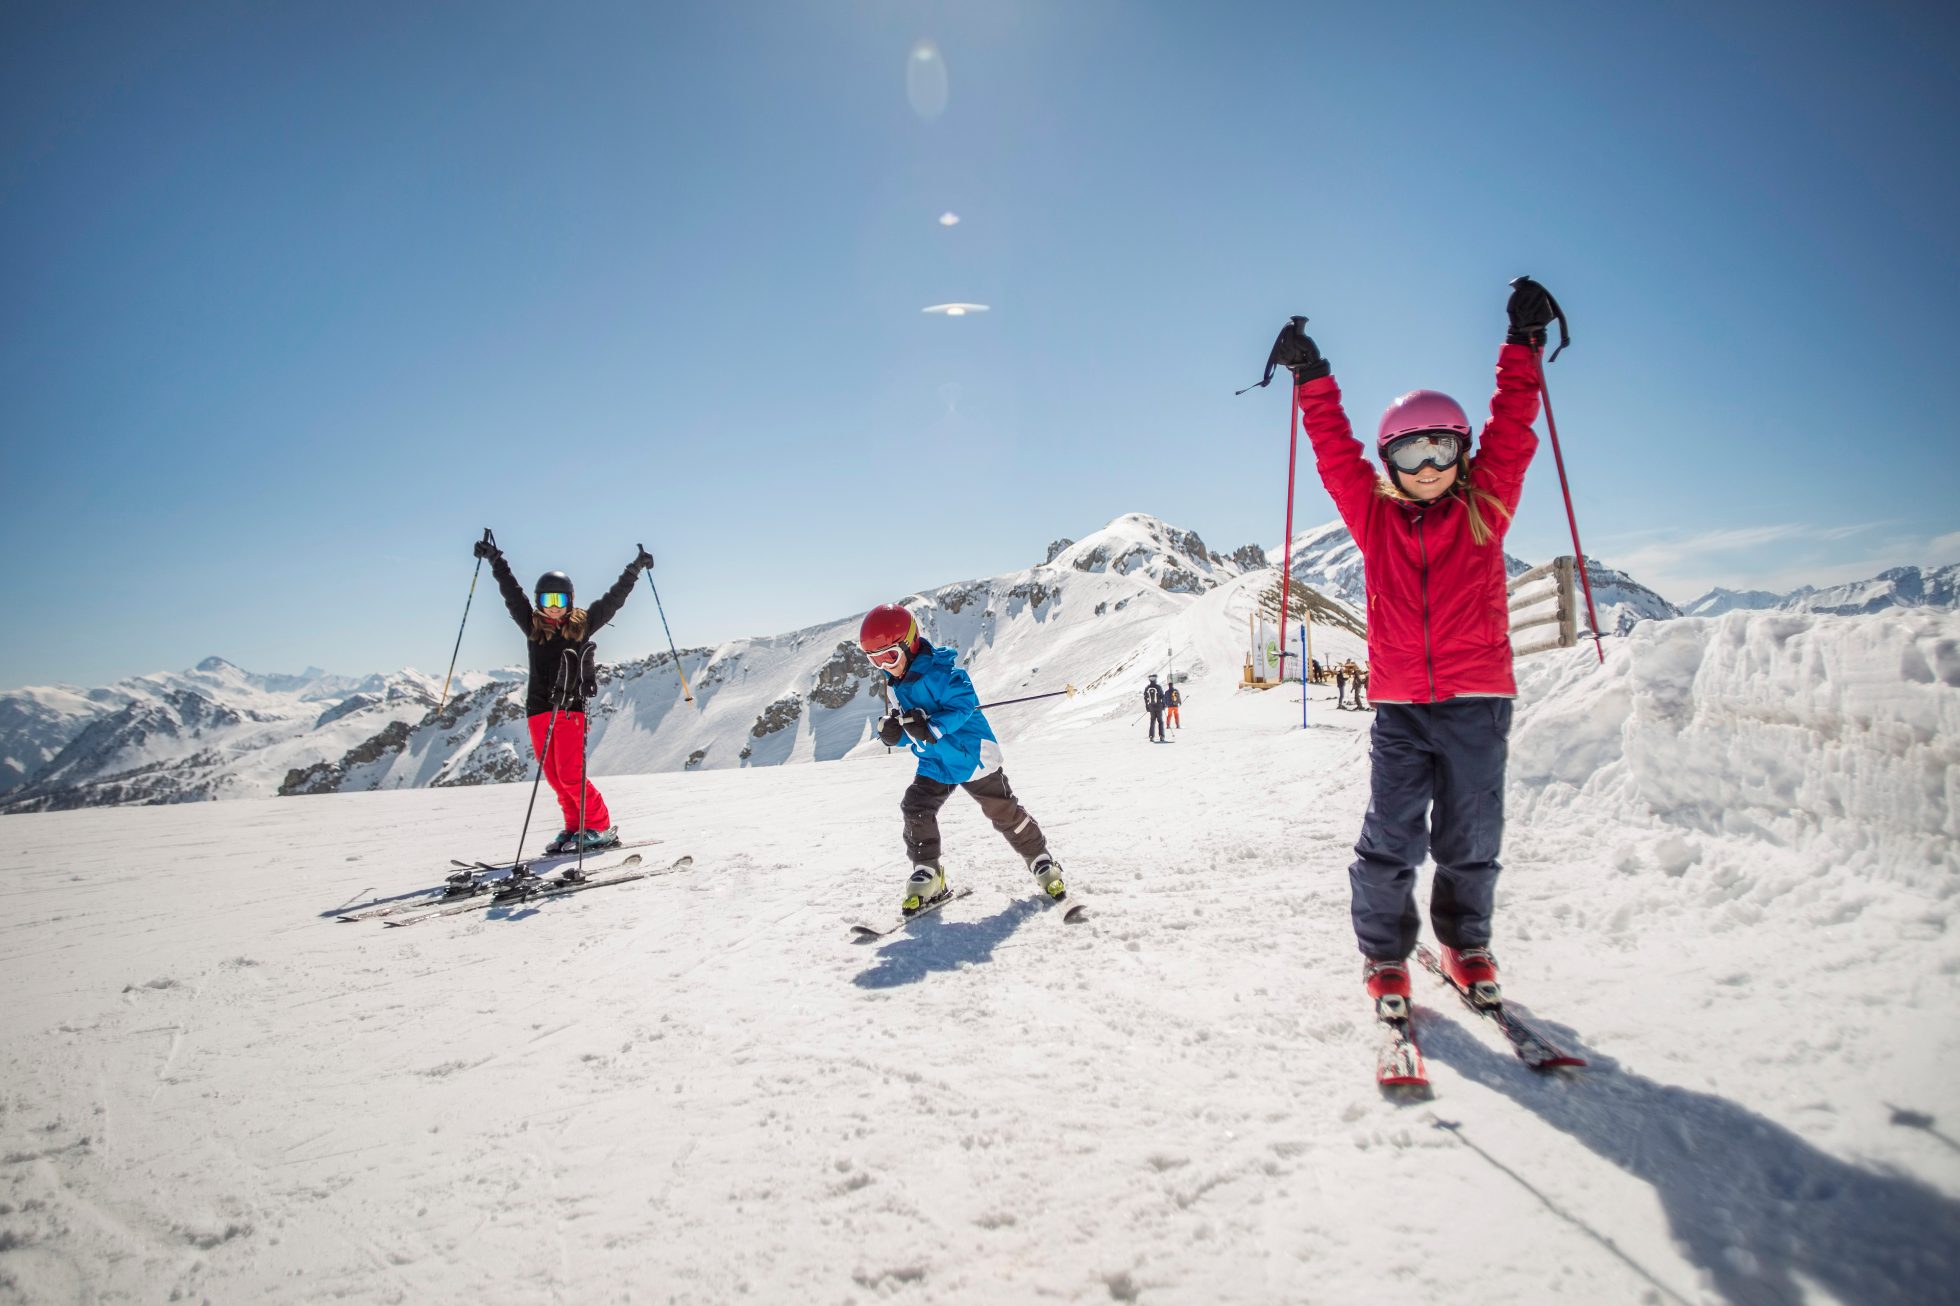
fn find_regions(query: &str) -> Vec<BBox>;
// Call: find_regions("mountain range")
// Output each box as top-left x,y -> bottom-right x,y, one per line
3,514 -> 1950,813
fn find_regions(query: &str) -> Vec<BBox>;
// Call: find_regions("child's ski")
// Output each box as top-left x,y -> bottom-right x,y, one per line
1414,945 -> 1586,1070
847,887 -> 973,940
1372,990 -> 1429,1092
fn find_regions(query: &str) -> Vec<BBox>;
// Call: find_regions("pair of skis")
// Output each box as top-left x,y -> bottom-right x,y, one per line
1376,945 -> 1586,1091
847,886 -> 1086,940
336,853 -> 693,926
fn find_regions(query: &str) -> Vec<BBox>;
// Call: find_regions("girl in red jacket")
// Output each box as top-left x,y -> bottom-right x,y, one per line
1266,278 -> 1559,1016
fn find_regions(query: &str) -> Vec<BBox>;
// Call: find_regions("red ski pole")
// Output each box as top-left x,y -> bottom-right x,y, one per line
1532,350 -> 1604,664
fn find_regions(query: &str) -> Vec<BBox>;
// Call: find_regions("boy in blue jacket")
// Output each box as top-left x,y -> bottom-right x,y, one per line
859,603 -> 1067,914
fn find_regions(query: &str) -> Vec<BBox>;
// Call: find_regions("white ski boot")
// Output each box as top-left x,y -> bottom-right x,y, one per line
901,862 -> 948,915
1029,852 -> 1066,902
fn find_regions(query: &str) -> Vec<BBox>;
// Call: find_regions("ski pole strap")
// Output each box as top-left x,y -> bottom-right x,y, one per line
1544,291 -> 1570,363
1235,316 -> 1307,395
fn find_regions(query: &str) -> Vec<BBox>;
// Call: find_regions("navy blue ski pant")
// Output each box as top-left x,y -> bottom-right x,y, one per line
1349,697 -> 1513,961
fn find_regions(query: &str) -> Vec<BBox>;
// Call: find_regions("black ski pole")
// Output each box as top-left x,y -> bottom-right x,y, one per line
638,544 -> 694,703
437,528 -> 495,715
510,655 -> 574,876
977,684 -> 1077,711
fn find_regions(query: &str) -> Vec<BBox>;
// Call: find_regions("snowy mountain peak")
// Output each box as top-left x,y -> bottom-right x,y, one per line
1042,513 -> 1262,595
1681,587 -> 1788,619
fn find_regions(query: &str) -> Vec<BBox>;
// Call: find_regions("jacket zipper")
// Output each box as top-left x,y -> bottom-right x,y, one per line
1417,510 -> 1437,701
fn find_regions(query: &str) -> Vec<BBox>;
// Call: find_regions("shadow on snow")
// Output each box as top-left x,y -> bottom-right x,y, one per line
851,897 -> 1045,990
1418,1017 -> 1960,1306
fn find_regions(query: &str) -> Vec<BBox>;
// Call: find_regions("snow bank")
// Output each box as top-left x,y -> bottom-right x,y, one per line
1510,610 -> 1960,889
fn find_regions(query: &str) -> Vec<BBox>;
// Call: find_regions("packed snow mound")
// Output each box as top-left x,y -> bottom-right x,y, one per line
1510,608 -> 1960,889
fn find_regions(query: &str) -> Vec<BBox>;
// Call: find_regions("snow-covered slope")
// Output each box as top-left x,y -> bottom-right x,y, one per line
284,513 -> 1299,796
1,605 -> 1954,1304
1683,564 -> 1958,621
1680,586 -> 1790,618
1781,564 -> 1959,617
0,660 -> 515,813
1573,555 -> 1682,636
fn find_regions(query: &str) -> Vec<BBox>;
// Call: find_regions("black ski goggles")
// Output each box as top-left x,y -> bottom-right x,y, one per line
1383,432 -> 1465,473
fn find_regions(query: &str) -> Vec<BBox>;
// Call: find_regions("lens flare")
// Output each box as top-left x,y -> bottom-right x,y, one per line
906,40 -> 949,119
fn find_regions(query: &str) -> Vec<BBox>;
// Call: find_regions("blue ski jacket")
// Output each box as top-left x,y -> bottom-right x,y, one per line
887,644 -> 1001,785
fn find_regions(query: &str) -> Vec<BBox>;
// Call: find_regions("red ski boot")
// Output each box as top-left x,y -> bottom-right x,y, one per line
1363,958 -> 1412,1021
1440,946 -> 1501,1008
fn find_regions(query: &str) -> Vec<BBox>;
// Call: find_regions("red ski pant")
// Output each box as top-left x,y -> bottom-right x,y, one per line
1166,706 -> 1181,727
527,711 -> 610,832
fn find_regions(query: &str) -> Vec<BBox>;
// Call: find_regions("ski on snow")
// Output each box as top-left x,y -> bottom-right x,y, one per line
331,839 -> 667,922
1374,995 -> 1429,1092
373,854 -> 694,928
445,836 -> 664,877
1414,945 -> 1586,1070
848,887 -> 974,939
847,887 -> 1086,940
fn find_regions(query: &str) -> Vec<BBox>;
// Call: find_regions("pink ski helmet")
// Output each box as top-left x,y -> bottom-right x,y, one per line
1377,389 -> 1472,456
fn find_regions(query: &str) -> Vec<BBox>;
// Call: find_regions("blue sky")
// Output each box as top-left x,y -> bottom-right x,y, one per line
4,1 -> 1956,687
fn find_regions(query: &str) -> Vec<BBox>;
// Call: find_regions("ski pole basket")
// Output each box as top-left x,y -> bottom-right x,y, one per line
1507,556 -> 1578,657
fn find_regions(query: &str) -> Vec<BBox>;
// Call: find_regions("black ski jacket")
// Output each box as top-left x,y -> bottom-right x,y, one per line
489,553 -> 641,715
1144,683 -> 1164,711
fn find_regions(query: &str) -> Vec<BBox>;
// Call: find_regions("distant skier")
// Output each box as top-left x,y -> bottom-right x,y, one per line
1353,662 -> 1370,711
1338,658 -> 1364,710
859,603 -> 1067,914
1334,661 -> 1350,709
1165,683 -> 1183,730
1261,277 -> 1553,1016
1143,674 -> 1167,742
476,536 -> 653,854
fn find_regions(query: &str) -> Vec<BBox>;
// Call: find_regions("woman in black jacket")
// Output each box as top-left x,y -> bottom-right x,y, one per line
473,536 -> 651,853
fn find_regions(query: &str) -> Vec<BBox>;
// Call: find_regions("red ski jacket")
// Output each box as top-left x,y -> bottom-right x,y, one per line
1296,343 -> 1541,704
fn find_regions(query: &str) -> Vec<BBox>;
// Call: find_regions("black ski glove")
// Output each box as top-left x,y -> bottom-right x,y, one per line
1506,276 -> 1560,349
875,712 -> 904,747
473,537 -> 500,561
899,709 -> 938,745
1236,316 -> 1330,394
634,546 -> 655,571
1272,317 -> 1331,385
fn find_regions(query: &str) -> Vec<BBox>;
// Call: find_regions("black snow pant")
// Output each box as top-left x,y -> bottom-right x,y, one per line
901,770 -> 1047,867
1349,698 -> 1513,961
1147,708 -> 1166,741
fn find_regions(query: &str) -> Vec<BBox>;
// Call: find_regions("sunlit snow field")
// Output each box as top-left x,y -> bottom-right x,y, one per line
2,609 -> 1956,1305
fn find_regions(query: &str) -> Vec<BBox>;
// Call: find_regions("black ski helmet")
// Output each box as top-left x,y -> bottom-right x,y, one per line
535,570 -> 574,608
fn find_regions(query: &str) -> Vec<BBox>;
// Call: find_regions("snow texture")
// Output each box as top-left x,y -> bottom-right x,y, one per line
1,604 -> 1955,1304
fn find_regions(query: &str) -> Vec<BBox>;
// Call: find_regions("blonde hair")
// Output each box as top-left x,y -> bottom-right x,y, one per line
530,608 -> 590,642
1374,464 -> 1512,546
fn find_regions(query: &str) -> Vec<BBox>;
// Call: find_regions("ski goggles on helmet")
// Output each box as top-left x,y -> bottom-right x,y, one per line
537,592 -> 570,610
1383,432 -> 1464,473
866,643 -> 909,671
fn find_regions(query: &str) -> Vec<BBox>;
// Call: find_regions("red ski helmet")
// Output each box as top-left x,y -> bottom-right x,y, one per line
858,603 -> 921,657
1377,389 -> 1472,456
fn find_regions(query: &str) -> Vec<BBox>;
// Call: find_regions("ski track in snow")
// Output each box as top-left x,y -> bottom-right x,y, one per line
1,611 -> 1957,1304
